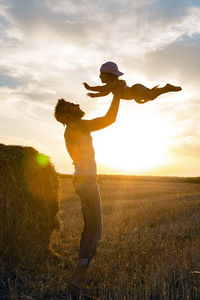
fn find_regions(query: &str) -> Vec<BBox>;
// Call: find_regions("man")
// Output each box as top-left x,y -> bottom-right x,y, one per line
54,82 -> 123,296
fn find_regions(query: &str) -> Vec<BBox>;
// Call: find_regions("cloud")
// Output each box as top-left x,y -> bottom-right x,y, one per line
0,0 -> 200,91
129,41 -> 200,89
0,0 -> 199,174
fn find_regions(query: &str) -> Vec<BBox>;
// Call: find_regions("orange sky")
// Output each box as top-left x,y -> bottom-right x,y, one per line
0,1 -> 200,176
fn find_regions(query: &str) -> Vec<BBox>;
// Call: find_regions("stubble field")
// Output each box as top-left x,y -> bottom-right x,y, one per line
2,175 -> 200,299
55,175 -> 200,299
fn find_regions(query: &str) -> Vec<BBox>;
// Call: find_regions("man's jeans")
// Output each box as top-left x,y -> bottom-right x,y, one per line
73,175 -> 102,268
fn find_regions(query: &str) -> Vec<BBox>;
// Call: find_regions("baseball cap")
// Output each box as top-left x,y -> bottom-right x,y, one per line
100,61 -> 124,76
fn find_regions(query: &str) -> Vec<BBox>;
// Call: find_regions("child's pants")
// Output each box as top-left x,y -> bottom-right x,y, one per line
73,175 -> 102,268
131,83 -> 161,103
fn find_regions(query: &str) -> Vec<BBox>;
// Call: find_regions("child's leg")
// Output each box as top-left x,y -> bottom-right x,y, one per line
131,83 -> 181,102
146,84 -> 181,101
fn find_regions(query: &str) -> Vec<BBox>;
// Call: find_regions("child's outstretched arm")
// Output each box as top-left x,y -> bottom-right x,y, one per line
83,82 -> 110,98
87,90 -> 110,98
83,82 -> 109,92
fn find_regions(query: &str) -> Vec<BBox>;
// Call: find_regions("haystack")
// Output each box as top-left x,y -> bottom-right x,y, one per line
0,144 -> 60,267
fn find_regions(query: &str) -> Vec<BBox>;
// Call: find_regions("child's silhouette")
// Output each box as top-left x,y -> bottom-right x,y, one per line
83,61 -> 182,104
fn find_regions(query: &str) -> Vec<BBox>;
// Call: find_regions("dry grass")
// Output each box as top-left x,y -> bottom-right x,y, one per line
1,174 -> 200,299
0,144 -> 60,269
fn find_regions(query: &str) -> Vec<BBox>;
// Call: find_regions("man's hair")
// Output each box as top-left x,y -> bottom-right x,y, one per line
54,98 -> 68,125
54,98 -> 85,125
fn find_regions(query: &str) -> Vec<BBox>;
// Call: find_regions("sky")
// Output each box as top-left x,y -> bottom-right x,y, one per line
0,0 -> 199,176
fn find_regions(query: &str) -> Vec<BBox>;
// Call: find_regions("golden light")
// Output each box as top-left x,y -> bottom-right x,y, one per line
93,108 -> 173,174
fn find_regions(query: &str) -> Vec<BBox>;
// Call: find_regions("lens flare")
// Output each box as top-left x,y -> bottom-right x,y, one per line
36,153 -> 49,167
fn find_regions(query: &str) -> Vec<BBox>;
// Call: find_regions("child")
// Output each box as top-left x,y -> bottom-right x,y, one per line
83,61 -> 182,104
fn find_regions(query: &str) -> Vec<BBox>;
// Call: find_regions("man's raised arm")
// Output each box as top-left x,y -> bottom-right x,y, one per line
80,82 -> 123,132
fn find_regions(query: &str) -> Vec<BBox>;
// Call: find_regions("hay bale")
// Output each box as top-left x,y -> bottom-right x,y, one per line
0,144 -> 60,266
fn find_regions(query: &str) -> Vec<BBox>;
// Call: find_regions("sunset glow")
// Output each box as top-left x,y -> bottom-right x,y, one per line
93,108 -> 173,174
0,1 -> 199,176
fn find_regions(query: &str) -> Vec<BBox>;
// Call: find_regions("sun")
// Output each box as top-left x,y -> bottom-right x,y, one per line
92,107 -> 173,174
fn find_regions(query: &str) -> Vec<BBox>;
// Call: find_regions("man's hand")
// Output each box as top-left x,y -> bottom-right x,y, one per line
113,79 -> 126,95
83,82 -> 90,90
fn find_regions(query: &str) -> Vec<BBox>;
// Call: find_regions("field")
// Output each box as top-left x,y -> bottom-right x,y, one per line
1,175 -> 200,299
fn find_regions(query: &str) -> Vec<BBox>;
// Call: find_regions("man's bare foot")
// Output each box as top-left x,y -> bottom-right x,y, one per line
165,83 -> 182,92
71,278 -> 88,291
71,265 -> 88,292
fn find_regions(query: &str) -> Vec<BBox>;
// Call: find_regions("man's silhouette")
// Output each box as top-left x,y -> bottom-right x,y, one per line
54,83 -> 123,296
